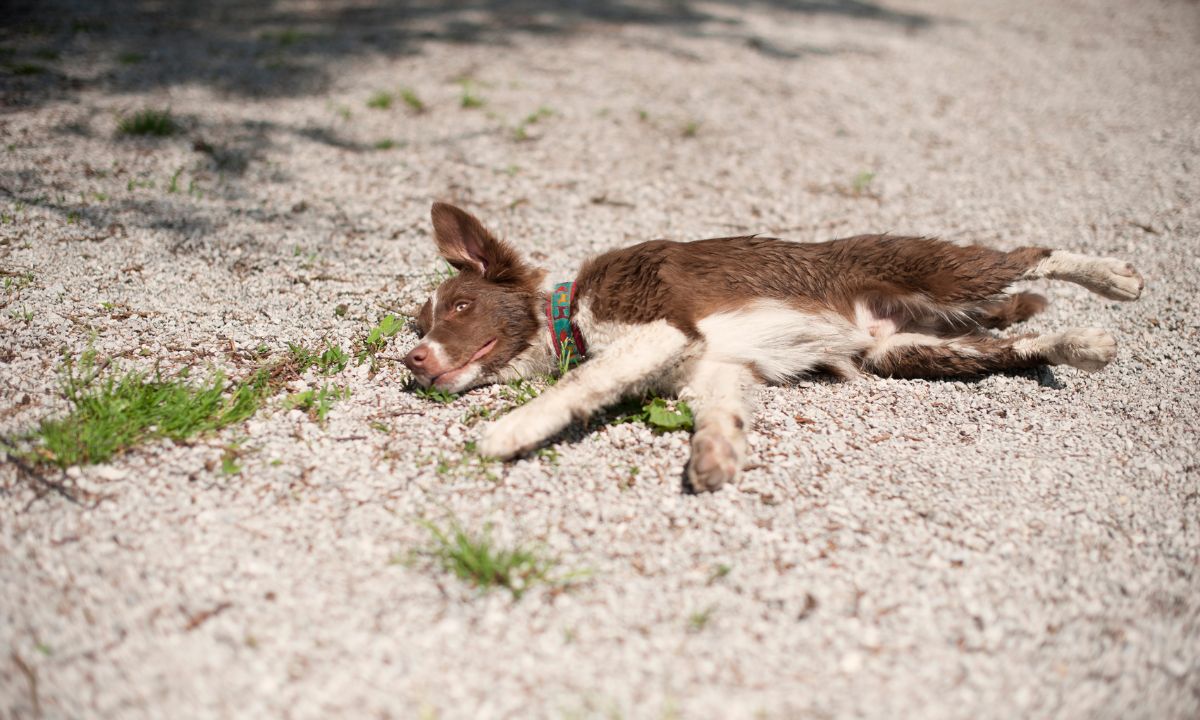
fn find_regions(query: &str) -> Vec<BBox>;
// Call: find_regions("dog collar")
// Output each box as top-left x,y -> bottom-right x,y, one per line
545,281 -> 587,367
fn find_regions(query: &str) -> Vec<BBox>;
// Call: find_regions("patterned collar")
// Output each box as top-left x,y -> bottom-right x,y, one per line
545,281 -> 587,368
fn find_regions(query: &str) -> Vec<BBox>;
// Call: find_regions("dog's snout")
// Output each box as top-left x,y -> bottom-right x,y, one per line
404,345 -> 428,372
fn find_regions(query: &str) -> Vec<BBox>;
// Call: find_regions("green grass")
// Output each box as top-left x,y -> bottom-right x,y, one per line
373,138 -> 398,150
687,605 -> 716,633
429,441 -> 497,481
117,108 -> 178,137
400,88 -> 425,112
286,341 -> 348,376
356,313 -> 404,367
461,405 -> 493,427
430,441 -> 498,482
554,342 -> 579,378
411,383 -> 458,404
15,351 -> 269,468
366,91 -> 393,110
220,449 -> 242,476
3,272 -> 35,292
285,384 -> 349,423
851,171 -> 876,194
512,106 -> 554,141
708,564 -> 732,583
117,51 -> 144,65
459,81 -> 485,109
500,377 -> 539,407
609,397 -> 694,432
681,120 -> 701,138
420,519 -> 563,599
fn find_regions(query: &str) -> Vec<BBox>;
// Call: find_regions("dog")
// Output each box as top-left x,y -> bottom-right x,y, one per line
404,202 -> 1144,491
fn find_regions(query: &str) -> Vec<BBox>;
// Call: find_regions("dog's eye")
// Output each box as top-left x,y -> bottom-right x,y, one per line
454,301 -> 470,312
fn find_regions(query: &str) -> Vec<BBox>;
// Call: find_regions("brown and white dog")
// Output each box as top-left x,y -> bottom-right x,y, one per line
405,202 -> 1144,491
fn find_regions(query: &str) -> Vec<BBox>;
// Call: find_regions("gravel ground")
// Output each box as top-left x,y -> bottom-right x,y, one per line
2,1 -> 1198,718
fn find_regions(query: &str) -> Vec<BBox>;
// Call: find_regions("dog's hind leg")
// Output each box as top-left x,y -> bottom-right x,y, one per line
972,291 -> 1048,329
1020,250 -> 1144,301
678,358 -> 757,492
847,240 -> 1142,323
861,328 -> 1117,378
478,320 -> 693,460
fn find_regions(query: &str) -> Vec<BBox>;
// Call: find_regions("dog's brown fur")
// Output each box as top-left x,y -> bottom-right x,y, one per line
405,203 -> 1145,491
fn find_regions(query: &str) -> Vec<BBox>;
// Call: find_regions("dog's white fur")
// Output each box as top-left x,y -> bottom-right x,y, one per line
479,317 -> 691,459
1014,328 -> 1117,371
1025,251 -> 1144,301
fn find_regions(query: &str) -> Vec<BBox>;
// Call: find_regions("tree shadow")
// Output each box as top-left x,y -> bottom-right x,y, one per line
3,0 -> 935,108
1,0 -> 937,250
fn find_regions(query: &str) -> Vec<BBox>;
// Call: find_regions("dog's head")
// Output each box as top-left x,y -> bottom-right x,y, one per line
403,203 -> 546,392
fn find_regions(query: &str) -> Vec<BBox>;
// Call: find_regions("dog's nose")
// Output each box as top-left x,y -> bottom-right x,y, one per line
404,345 -> 428,372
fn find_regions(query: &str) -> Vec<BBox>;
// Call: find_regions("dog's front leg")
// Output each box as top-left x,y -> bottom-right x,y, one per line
478,321 -> 693,459
679,358 -> 757,492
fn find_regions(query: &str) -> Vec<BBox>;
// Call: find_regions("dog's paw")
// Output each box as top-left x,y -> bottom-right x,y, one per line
477,410 -> 560,460
686,429 -> 741,492
1047,327 -> 1117,372
477,417 -> 534,460
1084,258 -> 1144,301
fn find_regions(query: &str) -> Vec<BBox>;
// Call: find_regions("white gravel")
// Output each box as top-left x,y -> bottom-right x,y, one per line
2,1 -> 1198,718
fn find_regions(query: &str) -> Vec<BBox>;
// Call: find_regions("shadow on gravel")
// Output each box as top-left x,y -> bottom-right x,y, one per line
0,0 -> 937,251
2,0 -> 934,109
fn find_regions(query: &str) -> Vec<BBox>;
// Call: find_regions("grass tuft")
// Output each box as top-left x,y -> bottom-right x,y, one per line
500,377 -> 539,407
117,108 -> 178,137
16,350 -> 269,468
287,341 -> 348,376
366,91 -> 393,110
609,397 -> 694,432
851,170 -> 876,194
399,88 -> 425,112
420,519 -> 564,599
3,271 -> 35,292
355,314 -> 404,368
687,605 -> 716,633
285,383 -> 349,423
410,383 -> 458,404
459,81 -> 485,109
512,106 -> 554,141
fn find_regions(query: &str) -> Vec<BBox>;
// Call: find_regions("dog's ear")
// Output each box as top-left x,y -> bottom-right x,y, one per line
430,202 -> 527,283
